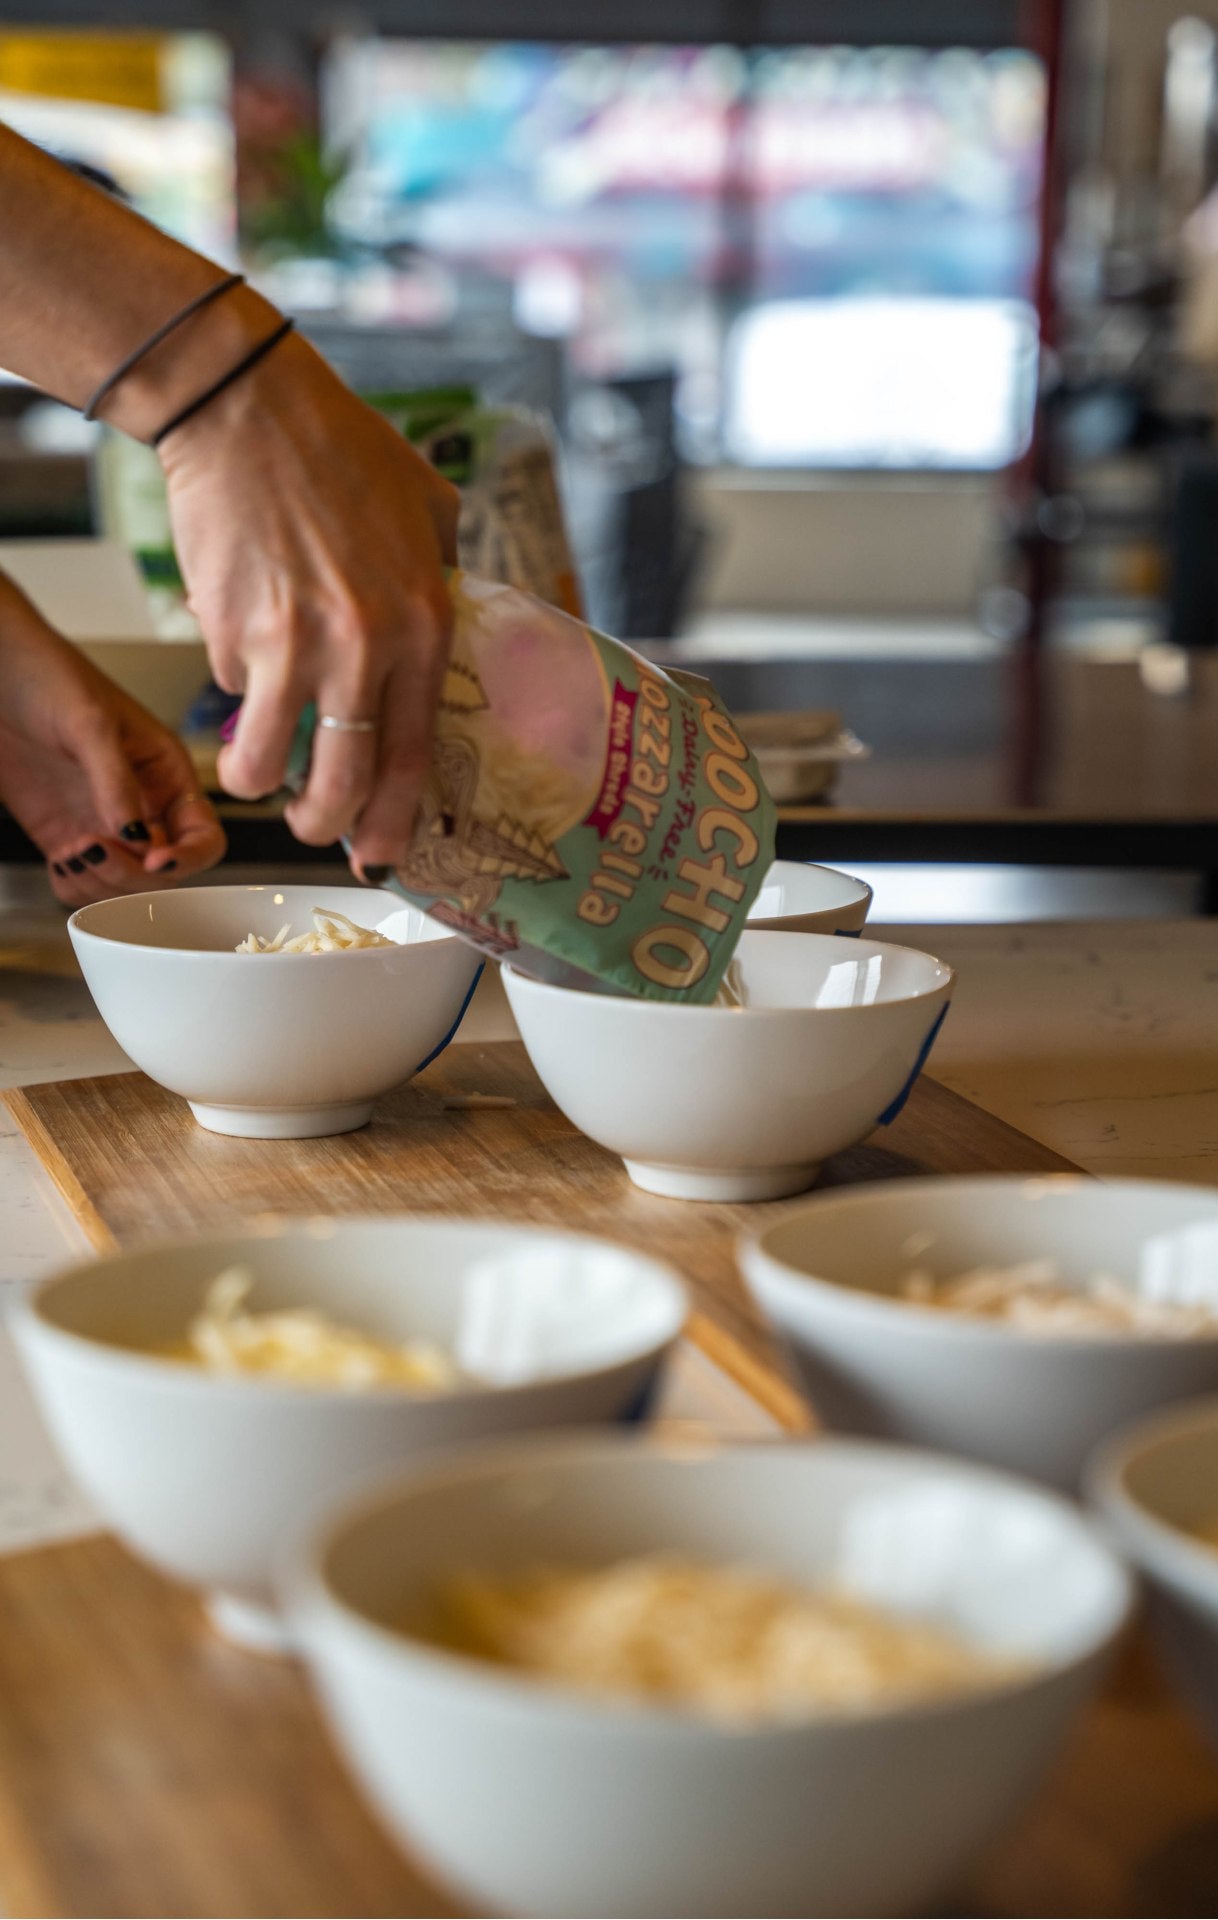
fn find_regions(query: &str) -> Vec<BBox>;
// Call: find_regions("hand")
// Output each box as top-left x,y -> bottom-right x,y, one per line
159,329 -> 459,875
0,582 -> 226,906
0,128 -> 447,873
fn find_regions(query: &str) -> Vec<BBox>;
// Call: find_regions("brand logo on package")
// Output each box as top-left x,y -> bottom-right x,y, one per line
583,681 -> 638,839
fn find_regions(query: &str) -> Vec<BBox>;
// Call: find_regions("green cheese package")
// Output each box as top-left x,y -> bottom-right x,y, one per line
288,572 -> 775,1002
367,388 -> 583,618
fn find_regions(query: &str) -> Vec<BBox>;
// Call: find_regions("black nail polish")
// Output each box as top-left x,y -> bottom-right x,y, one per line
65,857 -> 86,874
51,862 -> 65,877
120,821 -> 150,844
362,865 -> 391,885
82,844 -> 106,866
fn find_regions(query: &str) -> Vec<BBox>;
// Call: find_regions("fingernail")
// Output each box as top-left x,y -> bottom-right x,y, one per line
362,865 -> 391,885
120,821 -> 150,844
82,844 -> 106,866
65,857 -> 86,874
51,862 -> 66,877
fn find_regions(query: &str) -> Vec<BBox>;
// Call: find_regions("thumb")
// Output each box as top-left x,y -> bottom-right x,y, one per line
66,706 -> 151,845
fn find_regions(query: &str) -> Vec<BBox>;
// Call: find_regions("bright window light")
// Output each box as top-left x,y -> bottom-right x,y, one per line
724,296 -> 1038,469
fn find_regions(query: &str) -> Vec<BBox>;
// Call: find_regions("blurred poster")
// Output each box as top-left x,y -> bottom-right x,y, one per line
0,29 -> 234,258
325,39 -> 1045,469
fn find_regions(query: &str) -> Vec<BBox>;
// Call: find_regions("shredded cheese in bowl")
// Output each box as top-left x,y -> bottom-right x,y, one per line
160,1269 -> 461,1391
714,959 -> 747,1009
236,908 -> 394,954
425,1554 -> 1019,1723
898,1259 -> 1218,1337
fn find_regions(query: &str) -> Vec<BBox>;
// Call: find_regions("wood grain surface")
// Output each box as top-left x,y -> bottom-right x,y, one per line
1,1531 -> 1215,1920
0,1533 -> 456,1920
6,1044 -> 1079,1434
8,1051 -> 1213,1920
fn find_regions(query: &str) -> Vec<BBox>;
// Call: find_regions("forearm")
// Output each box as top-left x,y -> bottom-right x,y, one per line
0,122 -> 281,440
0,126 -> 458,870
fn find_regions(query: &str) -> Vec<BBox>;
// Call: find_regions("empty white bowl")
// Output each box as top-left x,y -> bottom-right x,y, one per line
292,1433 -> 1130,1919
746,860 -> 871,934
503,930 -> 953,1202
12,1218 -> 686,1651
68,883 -> 481,1137
1087,1398 -> 1218,1751
743,1176 -> 1218,1491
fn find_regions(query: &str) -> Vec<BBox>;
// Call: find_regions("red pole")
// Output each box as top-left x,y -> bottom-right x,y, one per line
1010,0 -> 1070,806
1027,0 -> 1070,368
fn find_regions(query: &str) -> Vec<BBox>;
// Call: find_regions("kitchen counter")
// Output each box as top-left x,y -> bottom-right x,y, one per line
5,883 -> 1218,1558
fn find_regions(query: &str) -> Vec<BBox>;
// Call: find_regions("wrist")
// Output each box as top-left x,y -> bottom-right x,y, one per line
155,325 -> 343,472
98,282 -> 285,444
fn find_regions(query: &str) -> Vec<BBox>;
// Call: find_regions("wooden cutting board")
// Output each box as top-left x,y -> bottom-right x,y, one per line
11,1052 -> 1215,1920
6,1043 -> 1079,1433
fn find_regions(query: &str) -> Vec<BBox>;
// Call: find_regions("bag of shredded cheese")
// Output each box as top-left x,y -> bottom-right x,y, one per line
369,389 -> 584,619
289,572 -> 775,1002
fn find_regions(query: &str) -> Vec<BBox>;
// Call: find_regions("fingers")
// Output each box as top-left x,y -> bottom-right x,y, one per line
48,838 -> 149,907
283,655 -> 383,847
45,747 -> 225,902
48,866 -> 101,909
48,804 -> 223,903
207,564 -> 451,856
289,585 -> 451,859
216,650 -> 310,801
347,613 -> 450,871
66,706 -> 160,847
149,787 -> 227,879
48,817 -> 221,904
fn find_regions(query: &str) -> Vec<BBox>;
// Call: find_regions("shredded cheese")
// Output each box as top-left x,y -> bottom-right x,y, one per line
164,1268 -> 460,1391
714,959 -> 747,1009
898,1258 -> 1218,1337
236,908 -> 394,954
426,1554 -> 1017,1722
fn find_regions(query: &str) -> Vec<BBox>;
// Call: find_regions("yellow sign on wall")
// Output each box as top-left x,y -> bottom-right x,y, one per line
0,34 -> 164,114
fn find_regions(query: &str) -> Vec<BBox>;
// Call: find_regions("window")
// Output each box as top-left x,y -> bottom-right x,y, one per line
325,37 -> 1045,469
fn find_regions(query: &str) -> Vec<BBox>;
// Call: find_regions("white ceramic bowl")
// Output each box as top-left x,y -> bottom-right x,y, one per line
68,883 -> 481,1137
12,1218 -> 686,1651
746,860 -> 871,934
744,1176 -> 1218,1491
460,864 -> 872,1047
292,1433 -> 1130,1920
1087,1398 -> 1218,1750
503,930 -> 953,1203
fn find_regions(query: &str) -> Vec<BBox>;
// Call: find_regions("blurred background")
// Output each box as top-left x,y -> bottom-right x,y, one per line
8,0 -> 1218,917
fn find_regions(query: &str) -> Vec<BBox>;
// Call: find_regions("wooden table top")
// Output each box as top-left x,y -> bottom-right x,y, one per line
4,1044 -> 1079,1432
3,1044 -> 1218,1916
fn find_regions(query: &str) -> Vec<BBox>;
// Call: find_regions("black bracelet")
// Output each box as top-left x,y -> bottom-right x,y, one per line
149,317 -> 296,448
81,272 -> 245,422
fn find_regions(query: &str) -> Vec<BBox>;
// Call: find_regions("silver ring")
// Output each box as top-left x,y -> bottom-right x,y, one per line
317,713 -> 377,734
